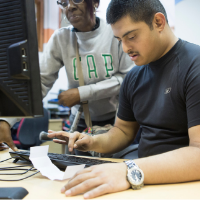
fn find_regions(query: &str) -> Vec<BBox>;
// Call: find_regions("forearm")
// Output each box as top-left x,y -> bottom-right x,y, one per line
135,146 -> 200,184
78,73 -> 125,102
91,127 -> 132,154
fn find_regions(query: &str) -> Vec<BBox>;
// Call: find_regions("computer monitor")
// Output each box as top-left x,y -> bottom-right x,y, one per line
0,0 -> 43,117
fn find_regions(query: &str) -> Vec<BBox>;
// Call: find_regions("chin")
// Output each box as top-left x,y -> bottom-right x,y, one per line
70,21 -> 81,27
69,17 -> 83,26
135,59 -> 150,66
134,61 -> 144,66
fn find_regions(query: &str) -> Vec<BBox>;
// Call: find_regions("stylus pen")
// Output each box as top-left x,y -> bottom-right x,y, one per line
39,104 -> 83,140
62,104 -> 83,154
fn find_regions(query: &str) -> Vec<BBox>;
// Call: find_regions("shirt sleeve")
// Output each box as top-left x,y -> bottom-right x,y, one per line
0,118 -> 21,127
40,30 -> 63,98
185,61 -> 200,128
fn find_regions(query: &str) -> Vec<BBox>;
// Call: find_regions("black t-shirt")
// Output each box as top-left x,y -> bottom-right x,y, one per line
118,39 -> 200,158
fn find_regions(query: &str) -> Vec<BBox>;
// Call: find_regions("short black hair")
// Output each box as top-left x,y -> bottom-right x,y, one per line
106,0 -> 168,29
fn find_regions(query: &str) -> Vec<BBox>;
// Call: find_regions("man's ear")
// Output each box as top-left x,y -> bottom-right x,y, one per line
153,12 -> 166,32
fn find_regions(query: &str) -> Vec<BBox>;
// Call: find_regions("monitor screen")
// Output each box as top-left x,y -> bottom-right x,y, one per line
0,0 -> 43,117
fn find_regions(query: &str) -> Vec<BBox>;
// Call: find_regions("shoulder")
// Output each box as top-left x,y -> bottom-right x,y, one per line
99,17 -> 110,28
53,26 -> 73,38
178,40 -> 200,61
182,40 -> 200,52
125,65 -> 144,80
47,26 -> 75,47
176,40 -> 200,94
98,17 -> 114,35
123,65 -> 143,87
177,40 -> 200,75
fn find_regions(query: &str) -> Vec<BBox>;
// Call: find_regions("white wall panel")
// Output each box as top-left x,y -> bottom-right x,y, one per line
175,0 -> 200,45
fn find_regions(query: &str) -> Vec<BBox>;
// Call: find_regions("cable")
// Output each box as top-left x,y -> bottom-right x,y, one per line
0,166 -> 35,175
0,165 -> 34,170
0,157 -> 39,181
0,157 -> 13,163
0,171 -> 40,181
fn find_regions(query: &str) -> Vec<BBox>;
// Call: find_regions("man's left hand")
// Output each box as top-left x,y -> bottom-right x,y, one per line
61,163 -> 130,199
58,88 -> 80,107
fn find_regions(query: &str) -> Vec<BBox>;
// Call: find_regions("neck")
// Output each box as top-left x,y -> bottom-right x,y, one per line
157,27 -> 178,60
75,16 -> 96,32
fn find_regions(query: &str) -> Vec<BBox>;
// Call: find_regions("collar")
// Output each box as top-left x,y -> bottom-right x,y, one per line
148,39 -> 183,68
72,17 -> 100,32
74,17 -> 104,41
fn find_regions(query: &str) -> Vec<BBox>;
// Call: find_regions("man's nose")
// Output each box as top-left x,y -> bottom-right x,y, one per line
121,40 -> 132,54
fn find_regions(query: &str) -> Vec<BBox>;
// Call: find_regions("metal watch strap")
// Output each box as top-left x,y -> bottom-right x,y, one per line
124,160 -> 144,190
124,160 -> 139,169
132,183 -> 144,190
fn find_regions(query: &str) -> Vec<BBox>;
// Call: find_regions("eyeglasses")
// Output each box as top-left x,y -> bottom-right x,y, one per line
57,0 -> 84,9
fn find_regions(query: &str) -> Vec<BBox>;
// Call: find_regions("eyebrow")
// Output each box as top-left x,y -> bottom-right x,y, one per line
114,29 -> 138,39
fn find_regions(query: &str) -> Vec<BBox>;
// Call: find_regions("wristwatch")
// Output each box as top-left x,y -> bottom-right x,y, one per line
124,160 -> 144,189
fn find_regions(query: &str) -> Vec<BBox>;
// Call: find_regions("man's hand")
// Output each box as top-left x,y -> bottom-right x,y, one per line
0,121 -> 18,151
48,130 -> 94,152
61,162 -> 130,199
58,88 -> 80,107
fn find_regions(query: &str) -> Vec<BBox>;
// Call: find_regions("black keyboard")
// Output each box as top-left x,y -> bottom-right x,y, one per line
9,151 -> 115,170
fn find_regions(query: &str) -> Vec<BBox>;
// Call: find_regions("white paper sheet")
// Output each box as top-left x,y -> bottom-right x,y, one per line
29,146 -> 85,180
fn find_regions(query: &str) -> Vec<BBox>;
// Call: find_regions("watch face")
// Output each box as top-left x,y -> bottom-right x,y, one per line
128,168 -> 144,186
132,169 -> 142,181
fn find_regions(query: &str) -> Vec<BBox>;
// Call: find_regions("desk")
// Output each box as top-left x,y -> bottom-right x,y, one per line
0,149 -> 200,199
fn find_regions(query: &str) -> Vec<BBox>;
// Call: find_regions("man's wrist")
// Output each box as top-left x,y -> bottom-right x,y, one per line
124,160 -> 144,189
90,135 -> 99,151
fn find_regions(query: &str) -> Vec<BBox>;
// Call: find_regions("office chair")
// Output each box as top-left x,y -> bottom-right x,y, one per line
15,108 -> 49,149
112,144 -> 139,159
112,128 -> 141,159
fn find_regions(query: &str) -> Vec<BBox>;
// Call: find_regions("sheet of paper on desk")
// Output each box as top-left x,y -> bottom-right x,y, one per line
29,146 -> 85,181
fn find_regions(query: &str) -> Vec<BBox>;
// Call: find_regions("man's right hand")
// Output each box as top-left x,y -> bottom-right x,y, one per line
0,121 -> 18,151
47,130 -> 94,152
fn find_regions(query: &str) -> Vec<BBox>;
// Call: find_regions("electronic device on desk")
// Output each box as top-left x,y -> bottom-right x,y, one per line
9,150 -> 116,170
0,0 -> 43,117
0,187 -> 28,200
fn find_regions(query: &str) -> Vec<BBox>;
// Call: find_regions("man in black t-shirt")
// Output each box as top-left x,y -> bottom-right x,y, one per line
118,38 -> 200,158
47,0 -> 200,198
